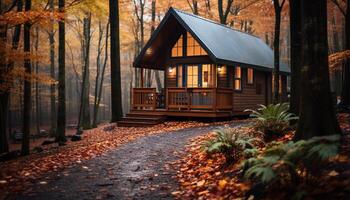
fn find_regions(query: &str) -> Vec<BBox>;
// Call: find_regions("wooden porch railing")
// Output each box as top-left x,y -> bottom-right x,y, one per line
166,87 -> 233,111
132,88 -> 157,110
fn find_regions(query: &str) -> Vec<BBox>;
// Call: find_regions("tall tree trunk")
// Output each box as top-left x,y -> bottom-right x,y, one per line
0,1 -> 9,154
49,0 -> 56,135
56,0 -> 66,143
272,0 -> 285,104
22,0 -> 32,155
341,0 -> 350,105
294,0 -> 341,140
81,14 -> 91,130
109,0 -> 123,122
289,0 -> 302,117
93,20 -> 109,128
151,0 -> 162,90
35,27 -> 40,135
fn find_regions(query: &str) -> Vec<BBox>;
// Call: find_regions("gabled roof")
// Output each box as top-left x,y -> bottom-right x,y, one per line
134,7 -> 290,74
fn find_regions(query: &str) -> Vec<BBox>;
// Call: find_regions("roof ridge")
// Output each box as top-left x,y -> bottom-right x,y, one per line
170,7 -> 259,39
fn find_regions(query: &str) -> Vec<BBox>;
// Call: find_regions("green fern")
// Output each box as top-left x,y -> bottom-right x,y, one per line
242,135 -> 340,186
242,135 -> 340,188
245,103 -> 298,140
202,128 -> 262,163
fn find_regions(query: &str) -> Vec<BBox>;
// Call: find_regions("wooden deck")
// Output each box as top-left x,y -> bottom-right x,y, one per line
119,87 -> 246,127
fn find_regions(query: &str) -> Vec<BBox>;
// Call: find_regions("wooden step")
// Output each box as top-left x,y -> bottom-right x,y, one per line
120,116 -> 162,123
117,112 -> 166,127
126,112 -> 166,118
117,120 -> 160,127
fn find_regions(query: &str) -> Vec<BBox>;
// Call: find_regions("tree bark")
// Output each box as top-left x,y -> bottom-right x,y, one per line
272,0 -> 285,104
289,0 -> 302,117
49,0 -> 56,135
109,0 -> 123,122
150,0 -> 162,90
35,27 -> 40,135
56,0 -> 67,143
0,2 -> 9,154
21,0 -> 32,156
294,0 -> 341,140
81,13 -> 91,130
341,0 -> 350,105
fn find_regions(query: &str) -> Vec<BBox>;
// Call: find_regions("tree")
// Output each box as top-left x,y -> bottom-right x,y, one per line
294,0 -> 341,140
272,0 -> 286,104
0,1 -> 9,154
56,0 -> 67,144
109,0 -> 123,122
77,12 -> 92,131
93,20 -> 109,128
187,0 -> 198,15
0,0 -> 22,154
151,0 -> 162,91
48,0 -> 56,135
21,0 -> 32,156
34,27 -> 41,135
218,0 -> 233,24
289,0 -> 301,117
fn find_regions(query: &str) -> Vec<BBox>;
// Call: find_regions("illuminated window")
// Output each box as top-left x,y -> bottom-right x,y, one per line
234,66 -> 242,91
177,65 -> 183,87
186,32 -> 207,56
187,65 -> 199,88
202,64 -> 213,87
247,68 -> 254,84
171,35 -> 183,57
272,75 -> 282,94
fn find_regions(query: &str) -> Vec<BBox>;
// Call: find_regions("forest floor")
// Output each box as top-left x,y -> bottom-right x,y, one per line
0,119 -> 250,200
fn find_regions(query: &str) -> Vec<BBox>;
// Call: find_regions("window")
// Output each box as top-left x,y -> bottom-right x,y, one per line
202,64 -> 213,87
187,65 -> 199,88
234,66 -> 242,91
187,32 -> 207,56
272,75 -> 282,94
177,65 -> 183,87
247,68 -> 254,84
171,35 -> 183,57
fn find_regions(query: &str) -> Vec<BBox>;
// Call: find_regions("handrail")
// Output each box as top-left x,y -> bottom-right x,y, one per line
132,88 -> 157,110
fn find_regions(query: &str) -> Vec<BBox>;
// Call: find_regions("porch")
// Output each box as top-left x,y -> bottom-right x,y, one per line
131,87 -> 234,116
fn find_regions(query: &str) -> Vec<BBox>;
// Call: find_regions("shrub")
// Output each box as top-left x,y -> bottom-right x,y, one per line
202,128 -> 261,163
242,135 -> 340,186
245,103 -> 298,140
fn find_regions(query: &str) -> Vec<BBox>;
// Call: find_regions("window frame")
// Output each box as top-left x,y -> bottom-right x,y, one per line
234,66 -> 242,91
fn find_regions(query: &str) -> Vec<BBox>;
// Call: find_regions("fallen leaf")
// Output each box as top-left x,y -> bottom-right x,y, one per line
218,179 -> 227,190
196,180 -> 206,187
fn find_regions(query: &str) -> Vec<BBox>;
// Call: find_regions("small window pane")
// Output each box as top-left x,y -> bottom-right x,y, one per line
247,68 -> 254,84
235,80 -> 241,90
171,35 -> 183,57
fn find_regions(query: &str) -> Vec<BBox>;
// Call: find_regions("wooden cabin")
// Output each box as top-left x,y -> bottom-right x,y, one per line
118,8 -> 290,127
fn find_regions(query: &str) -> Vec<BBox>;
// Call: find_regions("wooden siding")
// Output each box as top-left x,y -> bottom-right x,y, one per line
233,68 -> 267,112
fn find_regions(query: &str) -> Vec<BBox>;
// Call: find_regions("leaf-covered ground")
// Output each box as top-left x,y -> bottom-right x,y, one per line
0,121 -> 214,198
172,114 -> 350,200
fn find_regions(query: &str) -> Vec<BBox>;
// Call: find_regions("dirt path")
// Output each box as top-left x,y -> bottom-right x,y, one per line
13,121 -> 249,200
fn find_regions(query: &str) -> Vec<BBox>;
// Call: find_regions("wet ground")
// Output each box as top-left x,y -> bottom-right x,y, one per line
13,122 -> 248,200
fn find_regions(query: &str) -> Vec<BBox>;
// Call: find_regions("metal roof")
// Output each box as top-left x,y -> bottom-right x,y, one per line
172,8 -> 290,73
134,8 -> 290,74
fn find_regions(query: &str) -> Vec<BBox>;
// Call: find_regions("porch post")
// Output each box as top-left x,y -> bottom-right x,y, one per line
140,68 -> 144,87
